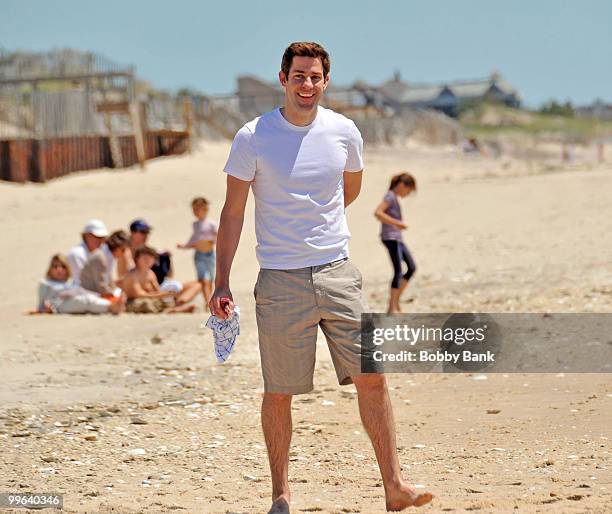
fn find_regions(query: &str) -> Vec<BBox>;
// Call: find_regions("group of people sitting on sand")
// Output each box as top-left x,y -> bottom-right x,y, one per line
35,172 -> 418,317
35,197 -> 217,316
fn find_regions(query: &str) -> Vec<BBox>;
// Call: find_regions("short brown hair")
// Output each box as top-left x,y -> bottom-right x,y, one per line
134,245 -> 158,262
389,172 -> 417,191
191,197 -> 209,208
281,42 -> 330,78
106,230 -> 129,251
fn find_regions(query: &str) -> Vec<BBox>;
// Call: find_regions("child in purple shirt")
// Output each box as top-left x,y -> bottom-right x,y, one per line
374,173 -> 417,313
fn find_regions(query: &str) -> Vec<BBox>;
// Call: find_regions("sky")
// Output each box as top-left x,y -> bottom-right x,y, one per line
2,0 -> 611,107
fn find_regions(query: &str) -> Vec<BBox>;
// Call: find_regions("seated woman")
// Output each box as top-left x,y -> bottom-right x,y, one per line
80,230 -> 129,300
35,254 -> 124,315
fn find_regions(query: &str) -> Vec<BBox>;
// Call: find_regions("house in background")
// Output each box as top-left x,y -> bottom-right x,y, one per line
236,75 -> 284,115
235,75 -> 382,115
231,71 -> 521,120
379,71 -> 521,117
575,99 -> 612,121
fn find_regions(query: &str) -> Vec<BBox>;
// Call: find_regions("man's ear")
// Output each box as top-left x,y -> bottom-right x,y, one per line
278,70 -> 287,87
322,74 -> 330,91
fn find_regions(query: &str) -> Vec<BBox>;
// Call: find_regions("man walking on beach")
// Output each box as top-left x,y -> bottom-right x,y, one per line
210,42 -> 433,513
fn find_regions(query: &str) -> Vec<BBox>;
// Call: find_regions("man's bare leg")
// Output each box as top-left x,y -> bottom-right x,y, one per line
262,392 -> 293,514
352,374 -> 433,510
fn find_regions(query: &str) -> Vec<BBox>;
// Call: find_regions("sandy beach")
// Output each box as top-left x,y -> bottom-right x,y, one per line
1,141 -> 611,513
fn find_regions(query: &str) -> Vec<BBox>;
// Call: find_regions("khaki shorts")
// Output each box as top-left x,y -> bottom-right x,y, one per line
254,258 -> 366,394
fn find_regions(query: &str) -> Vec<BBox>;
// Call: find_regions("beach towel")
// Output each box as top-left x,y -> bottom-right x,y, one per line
204,305 -> 240,363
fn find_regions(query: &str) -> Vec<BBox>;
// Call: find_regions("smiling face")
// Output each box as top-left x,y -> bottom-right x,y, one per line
279,56 -> 329,124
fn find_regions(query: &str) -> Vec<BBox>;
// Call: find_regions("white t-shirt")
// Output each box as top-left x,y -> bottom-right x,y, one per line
67,242 -> 113,285
223,106 -> 364,269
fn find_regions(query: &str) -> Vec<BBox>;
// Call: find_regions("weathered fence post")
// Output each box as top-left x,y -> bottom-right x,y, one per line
103,112 -> 124,169
130,101 -> 146,169
0,141 -> 10,181
183,97 -> 194,154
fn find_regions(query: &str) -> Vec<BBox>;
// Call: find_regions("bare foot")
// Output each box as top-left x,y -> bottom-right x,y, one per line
109,299 -> 125,315
268,495 -> 290,514
386,483 -> 433,511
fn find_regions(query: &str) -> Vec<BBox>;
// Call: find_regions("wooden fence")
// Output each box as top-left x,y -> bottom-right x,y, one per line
0,130 -> 189,183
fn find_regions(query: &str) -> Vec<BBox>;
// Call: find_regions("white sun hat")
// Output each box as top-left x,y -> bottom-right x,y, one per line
82,219 -> 109,238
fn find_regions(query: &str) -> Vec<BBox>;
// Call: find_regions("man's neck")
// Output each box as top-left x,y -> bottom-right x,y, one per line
280,106 -> 318,127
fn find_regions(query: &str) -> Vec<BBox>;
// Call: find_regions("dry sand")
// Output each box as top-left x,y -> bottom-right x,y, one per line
1,141 -> 611,513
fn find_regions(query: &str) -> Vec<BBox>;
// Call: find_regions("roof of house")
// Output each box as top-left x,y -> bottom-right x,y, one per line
232,72 -> 521,107
380,72 -> 521,104
236,75 -> 281,94
396,85 -> 444,103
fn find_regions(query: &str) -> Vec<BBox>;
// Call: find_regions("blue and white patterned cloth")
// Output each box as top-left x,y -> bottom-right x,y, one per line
203,306 -> 240,363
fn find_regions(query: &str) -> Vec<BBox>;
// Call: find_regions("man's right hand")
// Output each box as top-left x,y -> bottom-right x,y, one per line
209,286 -> 234,319
208,175 -> 251,319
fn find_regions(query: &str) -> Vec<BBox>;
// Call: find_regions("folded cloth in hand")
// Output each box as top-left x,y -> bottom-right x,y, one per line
203,305 -> 240,363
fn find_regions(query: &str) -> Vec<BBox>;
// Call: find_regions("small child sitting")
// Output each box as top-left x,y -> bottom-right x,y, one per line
122,246 -> 195,314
